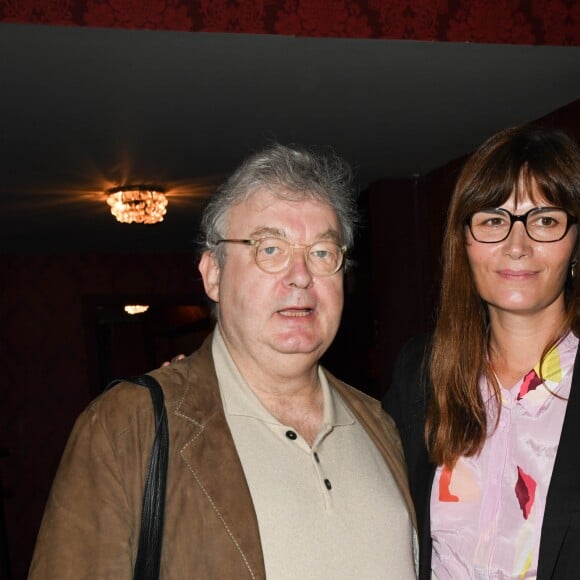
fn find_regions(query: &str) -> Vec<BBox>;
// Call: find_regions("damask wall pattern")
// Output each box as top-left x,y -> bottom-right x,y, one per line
0,0 -> 579,44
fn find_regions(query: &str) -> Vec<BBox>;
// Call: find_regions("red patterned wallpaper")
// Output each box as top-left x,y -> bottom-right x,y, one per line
0,0 -> 579,44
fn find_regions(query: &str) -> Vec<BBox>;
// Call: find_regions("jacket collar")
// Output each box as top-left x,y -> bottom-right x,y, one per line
171,334 -> 267,580
538,341 -> 580,579
328,373 -> 417,530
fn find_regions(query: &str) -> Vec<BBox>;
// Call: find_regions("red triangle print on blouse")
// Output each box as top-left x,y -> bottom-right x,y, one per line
517,369 -> 542,401
439,465 -> 459,502
515,466 -> 537,519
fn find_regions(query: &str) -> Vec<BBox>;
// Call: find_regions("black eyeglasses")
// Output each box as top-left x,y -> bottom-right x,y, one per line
215,237 -> 347,276
467,207 -> 577,243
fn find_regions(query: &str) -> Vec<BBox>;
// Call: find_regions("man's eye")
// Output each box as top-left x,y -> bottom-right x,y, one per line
258,239 -> 286,257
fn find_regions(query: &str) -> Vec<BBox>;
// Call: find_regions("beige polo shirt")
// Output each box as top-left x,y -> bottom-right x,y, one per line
212,327 -> 416,579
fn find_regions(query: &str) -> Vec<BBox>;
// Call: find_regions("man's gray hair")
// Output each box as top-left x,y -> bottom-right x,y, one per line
200,143 -> 359,267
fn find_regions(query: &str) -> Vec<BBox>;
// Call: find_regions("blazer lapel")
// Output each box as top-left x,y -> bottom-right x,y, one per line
174,338 -> 266,579
538,344 -> 580,579
328,372 -> 418,530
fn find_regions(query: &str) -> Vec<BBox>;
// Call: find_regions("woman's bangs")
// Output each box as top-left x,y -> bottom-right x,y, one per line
524,169 -> 576,213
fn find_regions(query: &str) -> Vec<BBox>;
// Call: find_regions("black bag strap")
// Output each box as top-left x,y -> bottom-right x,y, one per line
106,374 -> 169,580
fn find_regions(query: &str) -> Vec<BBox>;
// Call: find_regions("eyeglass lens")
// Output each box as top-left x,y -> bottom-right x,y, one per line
255,237 -> 343,275
469,208 -> 571,242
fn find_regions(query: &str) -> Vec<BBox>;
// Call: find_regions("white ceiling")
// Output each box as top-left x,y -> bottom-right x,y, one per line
1,23 -> 579,252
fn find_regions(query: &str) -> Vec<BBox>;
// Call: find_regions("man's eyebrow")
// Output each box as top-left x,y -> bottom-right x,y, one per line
249,226 -> 286,238
248,227 -> 342,242
250,226 -> 342,244
318,229 -> 342,243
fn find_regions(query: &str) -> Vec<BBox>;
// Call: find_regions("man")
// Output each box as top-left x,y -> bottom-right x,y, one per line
30,144 -> 417,578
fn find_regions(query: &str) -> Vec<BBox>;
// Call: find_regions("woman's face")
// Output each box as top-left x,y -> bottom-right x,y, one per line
465,181 -> 577,321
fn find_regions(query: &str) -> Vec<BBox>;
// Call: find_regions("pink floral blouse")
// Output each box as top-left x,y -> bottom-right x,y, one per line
430,331 -> 578,579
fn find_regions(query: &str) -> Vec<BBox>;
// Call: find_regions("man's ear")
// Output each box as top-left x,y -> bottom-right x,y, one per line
199,251 -> 220,302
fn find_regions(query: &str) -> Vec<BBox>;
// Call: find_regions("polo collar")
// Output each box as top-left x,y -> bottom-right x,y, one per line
212,324 -> 354,429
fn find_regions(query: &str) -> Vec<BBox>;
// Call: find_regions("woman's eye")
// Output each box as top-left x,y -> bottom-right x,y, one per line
483,217 -> 507,227
538,216 -> 557,227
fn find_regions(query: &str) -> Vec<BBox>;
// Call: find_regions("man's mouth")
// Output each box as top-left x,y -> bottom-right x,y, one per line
278,308 -> 313,317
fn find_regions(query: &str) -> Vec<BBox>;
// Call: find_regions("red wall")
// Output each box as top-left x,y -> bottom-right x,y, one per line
1,0 -> 578,45
0,253 -> 204,578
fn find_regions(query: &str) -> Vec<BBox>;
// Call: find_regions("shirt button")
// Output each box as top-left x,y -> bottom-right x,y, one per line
285,430 -> 297,440
324,479 -> 332,490
314,452 -> 320,463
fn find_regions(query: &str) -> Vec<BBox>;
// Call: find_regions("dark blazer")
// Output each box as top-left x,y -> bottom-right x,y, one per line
383,333 -> 580,580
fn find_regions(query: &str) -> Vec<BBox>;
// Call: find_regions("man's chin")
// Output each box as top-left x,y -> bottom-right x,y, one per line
272,335 -> 328,357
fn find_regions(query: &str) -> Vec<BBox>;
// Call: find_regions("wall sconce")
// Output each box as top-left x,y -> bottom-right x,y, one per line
124,305 -> 150,315
106,185 -> 167,224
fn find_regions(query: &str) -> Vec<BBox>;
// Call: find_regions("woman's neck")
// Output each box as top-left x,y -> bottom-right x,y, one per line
488,302 -> 568,388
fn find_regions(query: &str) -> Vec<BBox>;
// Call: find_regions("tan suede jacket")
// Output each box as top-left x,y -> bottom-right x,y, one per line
29,334 -> 416,579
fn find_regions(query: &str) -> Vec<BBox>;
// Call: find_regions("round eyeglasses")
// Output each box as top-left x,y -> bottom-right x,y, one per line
215,237 -> 347,276
467,207 -> 577,243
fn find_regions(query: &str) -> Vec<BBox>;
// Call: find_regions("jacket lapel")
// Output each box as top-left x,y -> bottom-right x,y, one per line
328,372 -> 417,530
538,344 -> 580,579
173,337 -> 266,579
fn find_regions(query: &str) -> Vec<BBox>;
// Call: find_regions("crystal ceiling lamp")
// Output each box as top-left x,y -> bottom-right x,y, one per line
106,185 -> 168,224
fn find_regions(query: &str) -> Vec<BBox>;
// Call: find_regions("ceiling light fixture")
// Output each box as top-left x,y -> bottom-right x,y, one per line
106,185 -> 168,224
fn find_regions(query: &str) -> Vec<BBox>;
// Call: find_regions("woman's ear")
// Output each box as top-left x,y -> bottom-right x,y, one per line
199,251 -> 220,302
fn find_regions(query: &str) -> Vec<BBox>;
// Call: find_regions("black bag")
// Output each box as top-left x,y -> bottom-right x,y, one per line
106,375 -> 169,580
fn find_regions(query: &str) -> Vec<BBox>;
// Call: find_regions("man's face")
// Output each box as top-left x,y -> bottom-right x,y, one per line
199,188 -> 345,375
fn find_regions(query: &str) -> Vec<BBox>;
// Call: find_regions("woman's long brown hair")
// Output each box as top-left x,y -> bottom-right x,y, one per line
426,125 -> 580,467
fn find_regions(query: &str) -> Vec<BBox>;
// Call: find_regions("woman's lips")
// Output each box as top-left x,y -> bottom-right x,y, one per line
497,269 -> 538,280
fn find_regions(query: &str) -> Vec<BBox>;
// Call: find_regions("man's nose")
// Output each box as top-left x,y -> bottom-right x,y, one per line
283,248 -> 314,288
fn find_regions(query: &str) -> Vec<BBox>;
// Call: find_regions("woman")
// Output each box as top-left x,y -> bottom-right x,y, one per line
384,124 -> 580,579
